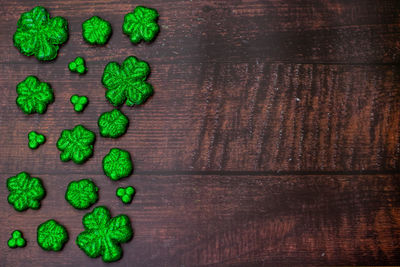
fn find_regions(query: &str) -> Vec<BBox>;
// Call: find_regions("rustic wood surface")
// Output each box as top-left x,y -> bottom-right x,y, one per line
0,0 -> 399,266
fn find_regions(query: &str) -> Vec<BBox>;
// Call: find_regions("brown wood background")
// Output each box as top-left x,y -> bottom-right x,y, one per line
0,0 -> 400,266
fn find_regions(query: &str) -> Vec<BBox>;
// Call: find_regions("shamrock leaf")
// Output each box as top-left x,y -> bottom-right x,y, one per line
68,57 -> 87,74
123,6 -> 159,44
8,230 -> 26,248
70,95 -> 88,112
28,131 -> 46,149
13,6 -> 68,61
102,56 -> 153,107
76,206 -> 133,262
65,179 -> 99,210
16,76 -> 54,114
98,109 -> 129,138
56,125 -> 95,164
116,186 -> 135,204
7,172 -> 46,212
102,148 -> 133,181
82,16 -> 112,45
37,219 -> 68,251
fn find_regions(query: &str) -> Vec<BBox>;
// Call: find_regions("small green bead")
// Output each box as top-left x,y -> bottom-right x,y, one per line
102,148 -> 133,181
98,109 -> 129,138
82,16 -> 112,45
123,6 -> 159,44
68,57 -> 87,74
116,186 -> 135,204
16,76 -> 54,114
28,131 -> 46,149
70,95 -> 88,112
8,230 -> 26,248
37,219 -> 68,251
65,179 -> 99,210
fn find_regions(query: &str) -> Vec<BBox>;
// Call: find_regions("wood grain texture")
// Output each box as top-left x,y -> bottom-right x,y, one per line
0,0 -> 399,266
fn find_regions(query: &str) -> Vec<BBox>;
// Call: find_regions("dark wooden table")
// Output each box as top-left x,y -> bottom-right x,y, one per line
1,0 -> 399,266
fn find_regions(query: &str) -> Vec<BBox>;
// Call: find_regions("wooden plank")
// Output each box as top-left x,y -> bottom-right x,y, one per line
0,62 -> 398,173
1,173 -> 400,266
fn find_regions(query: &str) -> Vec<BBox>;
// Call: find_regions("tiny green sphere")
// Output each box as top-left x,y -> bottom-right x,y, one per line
28,131 -> 46,149
116,186 -> 135,204
102,148 -> 133,180
82,16 -> 112,45
70,95 -> 88,112
68,57 -> 87,74
37,219 -> 68,251
8,230 -> 26,248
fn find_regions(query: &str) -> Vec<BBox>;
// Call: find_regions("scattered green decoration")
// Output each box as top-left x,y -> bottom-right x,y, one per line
7,172 -> 45,212
98,109 -> 129,138
70,95 -> 88,112
56,125 -> 95,164
65,179 -> 98,210
68,57 -> 87,74
102,148 -> 133,181
8,230 -> 26,248
102,56 -> 153,107
116,186 -> 135,204
28,131 -> 46,149
123,6 -> 159,44
37,219 -> 68,251
82,16 -> 112,45
76,206 -> 133,262
16,76 -> 54,114
13,6 -> 68,61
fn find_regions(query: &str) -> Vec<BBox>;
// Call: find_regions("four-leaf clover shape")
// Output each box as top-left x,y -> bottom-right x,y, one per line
123,6 -> 159,44
102,148 -> 133,180
13,6 -> 68,61
65,179 -> 99,209
76,206 -> 133,262
16,76 -> 54,114
37,219 -> 69,251
98,109 -> 129,138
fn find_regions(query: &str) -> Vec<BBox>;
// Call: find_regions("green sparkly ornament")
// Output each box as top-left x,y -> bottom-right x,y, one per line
68,57 -> 87,74
98,109 -> 129,138
56,125 -> 95,164
102,56 -> 153,107
7,172 -> 45,212
8,230 -> 26,248
102,148 -> 133,181
13,6 -> 68,61
70,95 -> 88,112
16,76 -> 54,114
123,6 -> 159,44
76,206 -> 133,262
65,179 -> 98,210
28,131 -> 46,149
116,186 -> 135,204
37,219 -> 68,251
82,16 -> 112,45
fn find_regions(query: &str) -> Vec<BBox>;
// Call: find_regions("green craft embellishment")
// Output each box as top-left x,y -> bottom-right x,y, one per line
56,125 -> 95,164
98,109 -> 129,138
102,148 -> 133,181
13,6 -> 68,61
70,95 -> 88,112
82,16 -> 112,45
7,172 -> 45,212
76,206 -> 133,262
68,57 -> 87,74
8,230 -> 26,248
116,186 -> 135,204
16,76 -> 54,114
123,6 -> 159,44
65,179 -> 98,210
28,131 -> 46,149
102,56 -> 153,106
37,219 -> 68,251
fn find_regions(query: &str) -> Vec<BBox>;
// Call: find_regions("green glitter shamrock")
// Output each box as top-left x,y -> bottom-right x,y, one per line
98,109 -> 129,138
56,125 -> 95,164
28,131 -> 46,149
13,6 -> 68,61
102,148 -> 133,181
123,6 -> 159,44
65,179 -> 98,210
16,76 -> 54,114
82,16 -> 112,45
70,95 -> 88,112
116,186 -> 135,204
7,172 -> 46,212
102,56 -> 153,107
68,57 -> 87,74
37,219 -> 68,251
8,230 -> 26,248
76,206 -> 133,262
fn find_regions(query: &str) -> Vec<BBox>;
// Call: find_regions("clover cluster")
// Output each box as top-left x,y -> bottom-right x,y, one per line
8,5 -> 160,262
